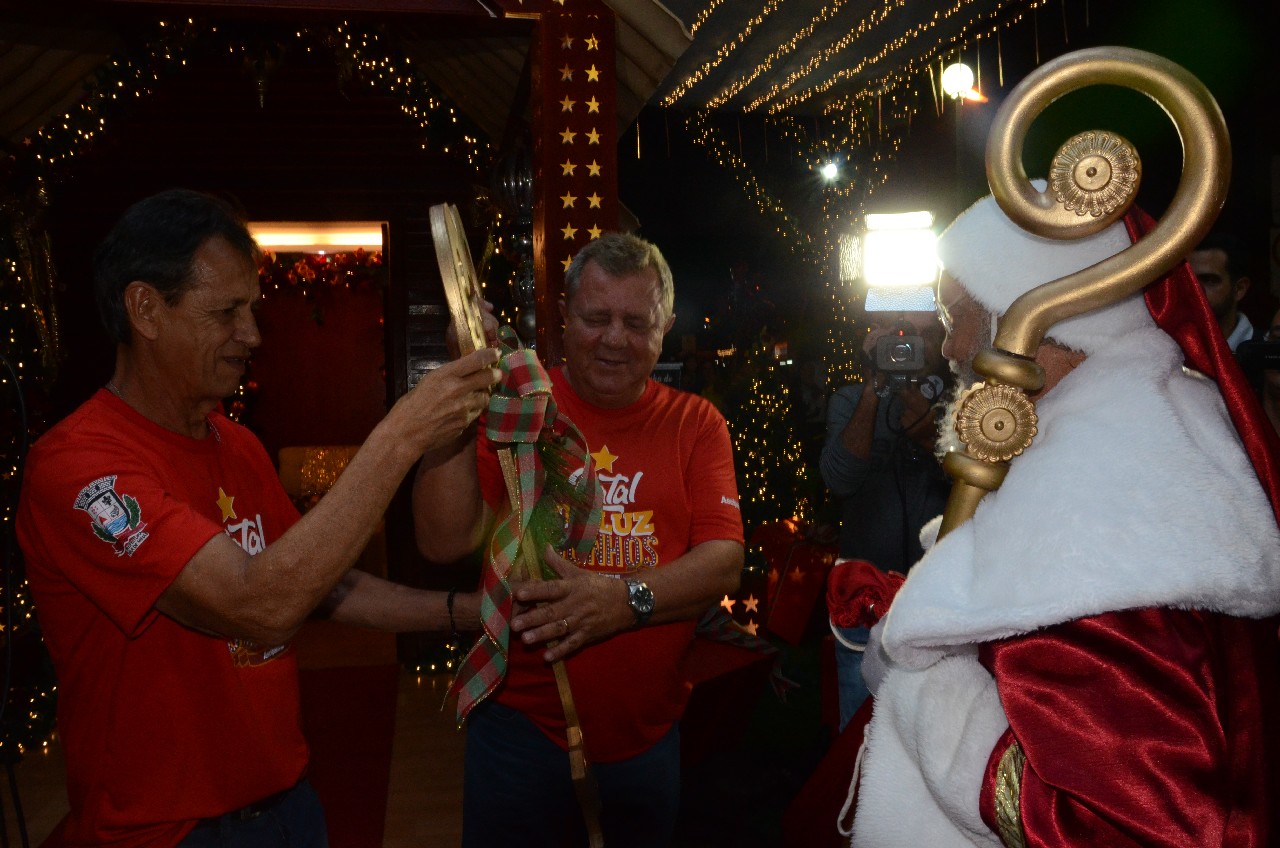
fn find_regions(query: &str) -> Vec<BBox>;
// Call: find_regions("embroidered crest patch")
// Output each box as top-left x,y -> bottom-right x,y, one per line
74,475 -> 149,557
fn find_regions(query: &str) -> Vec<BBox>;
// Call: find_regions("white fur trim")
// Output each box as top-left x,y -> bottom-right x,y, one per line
936,179 -> 1150,355
852,654 -> 1006,847
884,327 -> 1280,666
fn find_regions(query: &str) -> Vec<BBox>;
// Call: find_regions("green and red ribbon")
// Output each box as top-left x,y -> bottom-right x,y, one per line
450,329 -> 602,721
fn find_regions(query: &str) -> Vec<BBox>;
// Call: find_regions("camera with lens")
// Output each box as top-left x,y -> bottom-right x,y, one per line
871,321 -> 927,395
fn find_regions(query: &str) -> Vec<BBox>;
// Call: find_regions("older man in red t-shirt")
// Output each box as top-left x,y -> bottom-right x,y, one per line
413,233 -> 744,848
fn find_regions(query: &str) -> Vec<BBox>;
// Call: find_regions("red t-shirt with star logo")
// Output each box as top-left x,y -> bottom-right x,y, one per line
477,368 -> 744,762
17,390 -> 308,847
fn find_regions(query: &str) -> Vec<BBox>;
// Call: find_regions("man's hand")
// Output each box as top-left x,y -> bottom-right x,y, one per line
392,347 -> 500,456
510,547 -> 632,663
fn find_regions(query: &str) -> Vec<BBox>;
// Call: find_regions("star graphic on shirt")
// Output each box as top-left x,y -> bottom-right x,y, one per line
591,445 -> 619,473
586,97 -> 601,114
217,488 -> 237,523
720,595 -> 736,613
743,594 -> 759,613
585,64 -> 601,82
586,160 -> 602,177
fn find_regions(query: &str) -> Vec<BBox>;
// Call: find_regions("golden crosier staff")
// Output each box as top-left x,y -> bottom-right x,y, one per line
938,46 -> 1232,538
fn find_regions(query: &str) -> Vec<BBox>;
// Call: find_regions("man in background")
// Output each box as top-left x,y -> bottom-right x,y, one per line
820,314 -> 950,727
1189,232 -> 1253,349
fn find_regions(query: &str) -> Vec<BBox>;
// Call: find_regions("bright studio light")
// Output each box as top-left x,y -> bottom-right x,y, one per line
821,161 -> 839,180
860,211 -> 938,312
861,212 -> 937,288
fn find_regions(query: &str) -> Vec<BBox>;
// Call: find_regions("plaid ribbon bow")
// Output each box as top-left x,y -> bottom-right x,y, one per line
450,331 -> 602,721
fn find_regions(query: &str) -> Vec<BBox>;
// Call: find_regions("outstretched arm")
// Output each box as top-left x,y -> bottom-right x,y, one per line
155,349 -> 500,646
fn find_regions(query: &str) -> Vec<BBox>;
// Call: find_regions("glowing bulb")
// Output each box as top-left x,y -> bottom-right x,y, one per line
821,162 -> 839,180
941,62 -> 976,99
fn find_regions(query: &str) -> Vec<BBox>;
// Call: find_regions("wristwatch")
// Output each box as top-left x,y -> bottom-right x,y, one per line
623,576 -> 655,626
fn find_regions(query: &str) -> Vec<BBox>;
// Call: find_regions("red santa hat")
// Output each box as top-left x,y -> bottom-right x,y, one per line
938,181 -> 1280,524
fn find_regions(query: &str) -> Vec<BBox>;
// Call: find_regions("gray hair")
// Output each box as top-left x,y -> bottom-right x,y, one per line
564,233 -> 674,319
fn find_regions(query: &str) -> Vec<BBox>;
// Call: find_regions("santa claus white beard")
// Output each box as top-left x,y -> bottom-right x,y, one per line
934,357 -> 981,462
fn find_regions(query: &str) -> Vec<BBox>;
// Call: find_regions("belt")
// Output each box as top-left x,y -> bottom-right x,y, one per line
196,781 -> 299,828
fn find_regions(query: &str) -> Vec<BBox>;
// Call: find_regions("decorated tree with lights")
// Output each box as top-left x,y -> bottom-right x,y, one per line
726,338 -> 815,538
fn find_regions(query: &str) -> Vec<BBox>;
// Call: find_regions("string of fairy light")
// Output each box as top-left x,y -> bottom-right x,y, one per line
673,0 -> 1078,284
660,0 -> 790,107
714,0 -> 913,112
0,260 -> 59,763
685,112 -> 819,264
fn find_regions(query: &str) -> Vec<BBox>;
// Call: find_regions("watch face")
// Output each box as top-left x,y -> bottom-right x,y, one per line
628,579 -> 655,619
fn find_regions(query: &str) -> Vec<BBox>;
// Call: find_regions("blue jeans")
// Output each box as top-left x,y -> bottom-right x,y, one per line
833,625 -> 871,732
177,779 -> 328,848
462,701 -> 681,848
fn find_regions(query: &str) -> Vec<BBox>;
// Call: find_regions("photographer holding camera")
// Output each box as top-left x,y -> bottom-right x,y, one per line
819,313 -> 952,727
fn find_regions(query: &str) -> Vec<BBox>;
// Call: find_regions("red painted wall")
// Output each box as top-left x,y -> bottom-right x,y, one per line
245,281 -> 387,467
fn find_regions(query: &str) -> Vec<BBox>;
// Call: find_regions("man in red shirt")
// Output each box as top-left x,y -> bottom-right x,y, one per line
17,189 -> 500,847
413,233 -> 744,847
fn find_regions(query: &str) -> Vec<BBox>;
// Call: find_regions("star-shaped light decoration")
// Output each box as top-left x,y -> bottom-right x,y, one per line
587,160 -> 602,177
587,192 -> 602,209
217,487 -> 237,523
590,444 -> 619,473
744,621 -> 760,636
586,35 -> 599,51
585,128 -> 601,145
562,255 -> 574,271
560,127 -> 577,144
586,97 -> 601,114
587,225 -> 603,239
743,595 -> 760,613
560,96 -> 576,112
561,224 -> 578,240
560,34 -> 574,49
720,595 -> 737,613
561,160 -> 577,176
560,64 -> 574,82
560,192 -> 577,208
585,65 -> 601,82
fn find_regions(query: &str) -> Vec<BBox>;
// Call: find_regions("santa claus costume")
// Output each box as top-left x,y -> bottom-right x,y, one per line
851,190 -> 1280,848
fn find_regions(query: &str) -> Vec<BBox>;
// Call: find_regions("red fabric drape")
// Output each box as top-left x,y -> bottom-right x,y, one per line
1132,207 -> 1280,522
